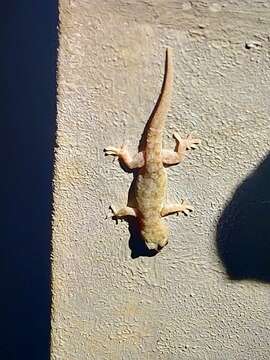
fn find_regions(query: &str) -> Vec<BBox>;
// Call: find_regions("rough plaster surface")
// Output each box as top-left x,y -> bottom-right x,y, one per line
52,1 -> 270,359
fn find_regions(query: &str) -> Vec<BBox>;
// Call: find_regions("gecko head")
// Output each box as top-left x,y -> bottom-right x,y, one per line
141,222 -> 169,252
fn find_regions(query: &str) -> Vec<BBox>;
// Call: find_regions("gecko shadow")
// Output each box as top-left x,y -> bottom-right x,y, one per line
0,2 -> 58,359
112,213 -> 158,259
216,152 -> 270,282
128,217 -> 159,259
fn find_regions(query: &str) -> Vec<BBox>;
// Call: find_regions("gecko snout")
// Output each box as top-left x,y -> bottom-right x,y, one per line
144,240 -> 168,252
157,242 -> 168,252
142,222 -> 169,252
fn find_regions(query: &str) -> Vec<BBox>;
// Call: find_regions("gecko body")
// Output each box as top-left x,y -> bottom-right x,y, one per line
105,48 -> 200,251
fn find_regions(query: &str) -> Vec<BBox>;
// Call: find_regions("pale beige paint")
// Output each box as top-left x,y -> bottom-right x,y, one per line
52,1 -> 270,359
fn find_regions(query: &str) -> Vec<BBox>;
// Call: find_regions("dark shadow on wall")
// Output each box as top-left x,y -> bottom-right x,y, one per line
216,153 -> 270,282
128,216 -> 159,259
0,2 -> 58,359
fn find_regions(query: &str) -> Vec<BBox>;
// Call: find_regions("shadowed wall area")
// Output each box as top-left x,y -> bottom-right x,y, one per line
217,153 -> 270,282
0,2 -> 58,359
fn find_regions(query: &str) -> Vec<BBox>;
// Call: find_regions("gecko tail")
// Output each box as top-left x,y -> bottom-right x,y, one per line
148,47 -> 174,130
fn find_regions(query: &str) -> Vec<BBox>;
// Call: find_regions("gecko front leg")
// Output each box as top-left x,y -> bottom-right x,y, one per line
104,144 -> 144,170
161,200 -> 194,217
162,133 -> 200,166
108,205 -> 137,224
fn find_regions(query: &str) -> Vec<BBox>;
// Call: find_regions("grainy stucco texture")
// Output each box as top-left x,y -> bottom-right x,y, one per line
52,1 -> 270,359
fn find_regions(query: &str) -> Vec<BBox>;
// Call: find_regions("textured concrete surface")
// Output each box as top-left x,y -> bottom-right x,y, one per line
52,1 -> 270,359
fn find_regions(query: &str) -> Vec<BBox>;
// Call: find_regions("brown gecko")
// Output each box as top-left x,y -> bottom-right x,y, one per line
104,47 -> 200,252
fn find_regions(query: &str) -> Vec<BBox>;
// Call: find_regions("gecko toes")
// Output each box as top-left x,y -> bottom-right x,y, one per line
180,200 -> 194,215
186,134 -> 201,150
104,146 -> 119,156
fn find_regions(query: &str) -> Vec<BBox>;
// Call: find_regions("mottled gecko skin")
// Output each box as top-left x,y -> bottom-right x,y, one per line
105,48 -> 200,252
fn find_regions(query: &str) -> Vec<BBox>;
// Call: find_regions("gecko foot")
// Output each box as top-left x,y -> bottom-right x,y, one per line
186,134 -> 201,150
177,200 -> 194,216
106,205 -> 122,224
173,133 -> 201,150
104,145 -> 126,157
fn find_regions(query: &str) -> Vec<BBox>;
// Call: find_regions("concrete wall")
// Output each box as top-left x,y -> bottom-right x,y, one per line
52,1 -> 270,359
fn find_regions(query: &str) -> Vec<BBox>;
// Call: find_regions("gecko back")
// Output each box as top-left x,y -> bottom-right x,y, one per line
104,47 -> 200,253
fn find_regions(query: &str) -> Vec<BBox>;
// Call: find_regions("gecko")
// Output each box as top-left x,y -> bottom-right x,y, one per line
104,47 -> 200,252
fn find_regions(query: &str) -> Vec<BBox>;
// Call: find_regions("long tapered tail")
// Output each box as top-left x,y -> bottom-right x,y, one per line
148,47 -> 173,130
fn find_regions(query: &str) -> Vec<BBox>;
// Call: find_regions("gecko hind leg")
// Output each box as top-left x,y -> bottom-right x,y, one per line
161,200 -> 194,217
108,205 -> 137,224
104,145 -> 145,170
162,133 -> 200,166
